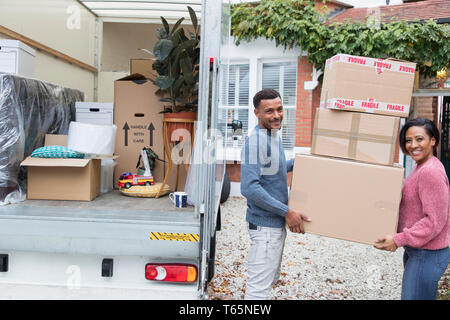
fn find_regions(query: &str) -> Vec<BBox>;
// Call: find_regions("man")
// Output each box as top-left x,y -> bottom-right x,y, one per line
241,88 -> 310,300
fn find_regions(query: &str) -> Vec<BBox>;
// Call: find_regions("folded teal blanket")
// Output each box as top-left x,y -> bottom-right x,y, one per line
31,145 -> 85,159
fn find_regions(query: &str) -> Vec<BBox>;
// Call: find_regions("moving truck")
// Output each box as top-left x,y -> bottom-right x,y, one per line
0,0 -> 230,299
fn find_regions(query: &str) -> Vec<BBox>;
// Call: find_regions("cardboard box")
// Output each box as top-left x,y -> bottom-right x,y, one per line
21,135 -> 101,201
113,74 -> 186,190
289,154 -> 404,245
130,59 -> 154,79
311,108 -> 400,166
320,54 -> 416,117
21,157 -> 101,201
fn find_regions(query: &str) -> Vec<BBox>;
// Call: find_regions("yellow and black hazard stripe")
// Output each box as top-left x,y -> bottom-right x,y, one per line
150,232 -> 200,242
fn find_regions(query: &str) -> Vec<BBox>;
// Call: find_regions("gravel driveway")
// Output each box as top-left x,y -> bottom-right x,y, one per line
208,197 -> 449,300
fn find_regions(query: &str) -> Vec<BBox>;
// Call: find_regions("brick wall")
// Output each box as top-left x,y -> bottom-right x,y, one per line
295,56 -> 323,148
415,96 -> 436,121
295,56 -> 314,147
226,161 -> 241,183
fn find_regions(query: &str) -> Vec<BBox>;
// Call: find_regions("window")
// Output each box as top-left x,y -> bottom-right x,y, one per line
261,61 -> 297,150
219,60 -> 298,154
219,63 -> 250,147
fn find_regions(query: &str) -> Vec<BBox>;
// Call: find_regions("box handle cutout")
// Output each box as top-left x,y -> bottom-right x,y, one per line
89,108 -> 100,112
135,113 -> 145,117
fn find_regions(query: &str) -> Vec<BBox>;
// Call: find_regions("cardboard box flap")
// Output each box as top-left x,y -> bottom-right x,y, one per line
130,59 -> 154,79
45,134 -> 68,146
21,156 -> 91,168
86,154 -> 120,160
116,73 -> 148,81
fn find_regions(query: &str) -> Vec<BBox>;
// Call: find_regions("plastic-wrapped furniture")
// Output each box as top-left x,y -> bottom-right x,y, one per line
0,73 -> 84,205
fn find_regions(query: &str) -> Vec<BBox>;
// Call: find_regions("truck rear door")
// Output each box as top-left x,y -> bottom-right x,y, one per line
195,0 -> 231,298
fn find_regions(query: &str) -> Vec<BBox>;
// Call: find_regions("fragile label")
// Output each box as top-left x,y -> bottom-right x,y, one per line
326,98 -> 409,116
326,54 -> 416,75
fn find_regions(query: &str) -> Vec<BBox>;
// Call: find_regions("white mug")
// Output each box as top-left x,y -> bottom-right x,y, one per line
169,192 -> 188,208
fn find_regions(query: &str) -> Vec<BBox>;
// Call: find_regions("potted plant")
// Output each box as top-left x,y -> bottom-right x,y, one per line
148,6 -> 200,142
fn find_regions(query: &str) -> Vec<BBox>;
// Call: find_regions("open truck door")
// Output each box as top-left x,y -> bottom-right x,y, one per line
194,0 -> 231,298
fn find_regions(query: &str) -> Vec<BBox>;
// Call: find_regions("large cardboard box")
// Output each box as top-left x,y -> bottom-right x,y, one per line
311,108 -> 400,166
20,135 -> 101,201
320,54 -> 416,117
114,74 -> 187,190
289,154 -> 404,245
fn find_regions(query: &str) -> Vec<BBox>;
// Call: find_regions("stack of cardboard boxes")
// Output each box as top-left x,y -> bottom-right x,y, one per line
289,54 -> 416,245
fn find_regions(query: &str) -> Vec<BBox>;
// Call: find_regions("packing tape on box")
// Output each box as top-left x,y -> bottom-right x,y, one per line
322,98 -> 409,117
67,121 -> 117,156
312,112 -> 399,163
325,54 -> 416,75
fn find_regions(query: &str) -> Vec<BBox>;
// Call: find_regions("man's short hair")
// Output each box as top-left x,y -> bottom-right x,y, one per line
253,89 -> 281,109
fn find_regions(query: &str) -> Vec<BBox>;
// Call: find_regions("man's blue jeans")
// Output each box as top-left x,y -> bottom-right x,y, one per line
401,246 -> 450,300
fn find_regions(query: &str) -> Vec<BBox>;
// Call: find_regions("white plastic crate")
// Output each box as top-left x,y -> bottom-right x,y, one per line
75,102 -> 114,126
0,40 -> 35,77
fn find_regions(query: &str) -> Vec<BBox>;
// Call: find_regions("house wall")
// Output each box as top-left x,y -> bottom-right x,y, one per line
222,37 -> 304,189
225,1 -> 349,189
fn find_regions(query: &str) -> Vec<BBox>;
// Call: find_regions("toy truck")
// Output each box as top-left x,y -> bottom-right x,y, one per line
117,173 -> 155,188
117,149 -> 155,188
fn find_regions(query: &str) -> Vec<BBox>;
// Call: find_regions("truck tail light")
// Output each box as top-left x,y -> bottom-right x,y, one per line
145,264 -> 197,283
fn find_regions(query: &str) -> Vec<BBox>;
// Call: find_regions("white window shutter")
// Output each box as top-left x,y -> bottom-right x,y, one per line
219,63 -> 250,148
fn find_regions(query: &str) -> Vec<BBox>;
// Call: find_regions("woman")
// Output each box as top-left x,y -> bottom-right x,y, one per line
375,118 -> 449,300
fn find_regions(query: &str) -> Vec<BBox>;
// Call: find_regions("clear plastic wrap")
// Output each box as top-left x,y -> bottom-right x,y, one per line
185,126 -> 202,206
0,73 -> 84,205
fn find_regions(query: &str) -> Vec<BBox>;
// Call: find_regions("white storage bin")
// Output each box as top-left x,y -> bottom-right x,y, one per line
0,40 -> 35,77
75,102 -> 114,126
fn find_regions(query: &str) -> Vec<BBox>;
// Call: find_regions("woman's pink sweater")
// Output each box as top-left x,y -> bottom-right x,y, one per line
393,156 -> 450,250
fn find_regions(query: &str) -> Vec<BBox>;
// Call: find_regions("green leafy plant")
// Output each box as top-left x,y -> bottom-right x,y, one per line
149,6 -> 200,113
231,0 -> 450,78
